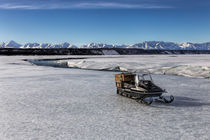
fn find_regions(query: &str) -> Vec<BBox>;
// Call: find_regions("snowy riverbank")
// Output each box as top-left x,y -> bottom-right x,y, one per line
29,55 -> 210,79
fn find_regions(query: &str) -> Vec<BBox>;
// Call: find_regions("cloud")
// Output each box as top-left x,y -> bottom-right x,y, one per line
0,2 -> 172,10
0,3 -> 36,9
72,2 -> 172,9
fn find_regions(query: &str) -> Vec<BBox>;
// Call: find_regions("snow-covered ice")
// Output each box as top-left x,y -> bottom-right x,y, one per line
0,55 -> 210,140
30,55 -> 210,78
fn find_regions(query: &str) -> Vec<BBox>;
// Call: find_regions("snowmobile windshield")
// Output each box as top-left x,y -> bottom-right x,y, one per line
141,74 -> 153,81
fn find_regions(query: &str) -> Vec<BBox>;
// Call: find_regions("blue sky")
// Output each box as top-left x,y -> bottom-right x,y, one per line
0,0 -> 210,45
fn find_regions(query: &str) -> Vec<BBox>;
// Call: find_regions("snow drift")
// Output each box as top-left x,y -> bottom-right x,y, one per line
28,55 -> 210,79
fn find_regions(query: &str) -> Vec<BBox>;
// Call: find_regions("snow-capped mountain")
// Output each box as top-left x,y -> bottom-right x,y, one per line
0,40 -> 210,50
21,42 -> 77,49
81,41 -> 210,50
131,41 -> 181,50
180,42 -> 210,50
0,41 -> 77,49
0,40 -> 22,48
81,43 -> 127,48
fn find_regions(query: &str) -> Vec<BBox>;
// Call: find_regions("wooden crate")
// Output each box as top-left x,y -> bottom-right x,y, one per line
115,73 -> 136,83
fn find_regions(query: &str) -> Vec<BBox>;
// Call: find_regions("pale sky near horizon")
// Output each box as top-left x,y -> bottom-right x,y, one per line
0,0 -> 209,45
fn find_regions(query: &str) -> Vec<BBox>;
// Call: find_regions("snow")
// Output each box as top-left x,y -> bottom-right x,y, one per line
1,55 -> 210,139
102,50 -> 119,55
30,55 -> 210,79
4,40 -> 22,48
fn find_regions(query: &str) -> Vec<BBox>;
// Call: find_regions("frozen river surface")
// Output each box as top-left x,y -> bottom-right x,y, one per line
0,55 -> 210,140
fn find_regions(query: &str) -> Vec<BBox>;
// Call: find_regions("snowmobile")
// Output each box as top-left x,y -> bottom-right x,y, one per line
115,73 -> 174,105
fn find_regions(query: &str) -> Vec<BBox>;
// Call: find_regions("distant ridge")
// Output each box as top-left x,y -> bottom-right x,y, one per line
0,40 -> 77,49
1,40 -> 210,50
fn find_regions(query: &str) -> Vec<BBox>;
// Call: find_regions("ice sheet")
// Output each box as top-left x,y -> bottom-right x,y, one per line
0,55 -> 210,139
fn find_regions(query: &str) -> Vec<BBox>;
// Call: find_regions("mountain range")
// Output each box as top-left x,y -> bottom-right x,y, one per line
1,40 -> 210,50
